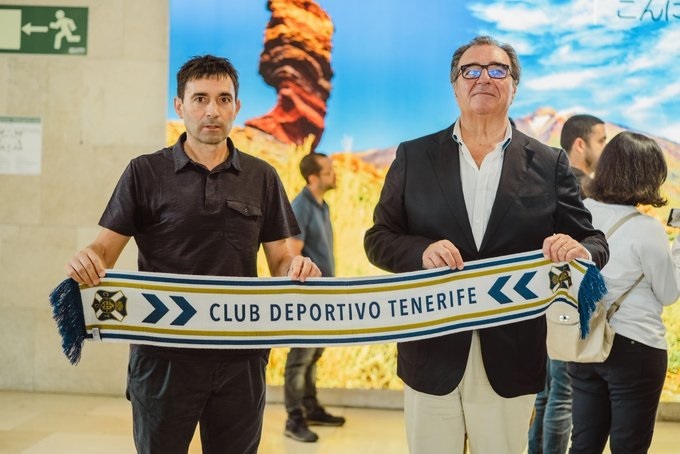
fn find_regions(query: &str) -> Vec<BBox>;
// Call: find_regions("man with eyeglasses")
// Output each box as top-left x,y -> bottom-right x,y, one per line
364,36 -> 608,454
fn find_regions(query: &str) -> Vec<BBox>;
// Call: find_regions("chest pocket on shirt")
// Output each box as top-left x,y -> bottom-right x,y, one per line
225,200 -> 262,252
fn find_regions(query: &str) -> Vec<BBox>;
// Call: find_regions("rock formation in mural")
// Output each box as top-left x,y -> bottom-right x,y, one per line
245,0 -> 333,150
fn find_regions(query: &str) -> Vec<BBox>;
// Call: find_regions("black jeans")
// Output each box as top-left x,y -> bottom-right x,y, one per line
284,347 -> 324,414
568,334 -> 667,454
127,350 -> 267,454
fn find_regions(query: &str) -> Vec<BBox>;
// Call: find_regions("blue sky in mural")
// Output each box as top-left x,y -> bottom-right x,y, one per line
170,0 -> 680,151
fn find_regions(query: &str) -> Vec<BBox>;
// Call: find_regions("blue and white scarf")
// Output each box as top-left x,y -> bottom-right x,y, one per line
49,249 -> 606,364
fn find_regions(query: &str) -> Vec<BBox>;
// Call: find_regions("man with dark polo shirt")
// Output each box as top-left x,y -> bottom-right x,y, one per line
65,55 -> 320,454
283,153 -> 345,442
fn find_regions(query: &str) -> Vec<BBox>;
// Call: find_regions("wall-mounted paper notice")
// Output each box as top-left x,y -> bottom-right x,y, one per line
0,116 -> 42,175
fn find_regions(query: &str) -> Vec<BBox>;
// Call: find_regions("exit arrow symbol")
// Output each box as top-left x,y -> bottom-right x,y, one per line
22,23 -> 49,35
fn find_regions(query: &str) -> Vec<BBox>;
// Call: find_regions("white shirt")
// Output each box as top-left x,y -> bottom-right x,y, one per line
452,119 -> 512,249
584,199 -> 680,349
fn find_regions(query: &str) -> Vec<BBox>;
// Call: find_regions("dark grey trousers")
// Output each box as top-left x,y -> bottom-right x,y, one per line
127,350 -> 267,454
284,347 -> 325,414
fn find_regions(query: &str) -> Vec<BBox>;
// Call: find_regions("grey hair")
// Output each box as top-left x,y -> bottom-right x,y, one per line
449,36 -> 521,86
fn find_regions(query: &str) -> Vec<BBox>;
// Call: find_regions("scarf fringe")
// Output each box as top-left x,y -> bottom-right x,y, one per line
48,278 -> 86,365
576,262 -> 608,339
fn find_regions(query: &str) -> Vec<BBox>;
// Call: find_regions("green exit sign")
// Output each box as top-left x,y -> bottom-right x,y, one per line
0,5 -> 88,55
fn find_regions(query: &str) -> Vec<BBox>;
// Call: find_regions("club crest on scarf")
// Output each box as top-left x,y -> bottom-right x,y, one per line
91,290 -> 127,322
549,264 -> 572,292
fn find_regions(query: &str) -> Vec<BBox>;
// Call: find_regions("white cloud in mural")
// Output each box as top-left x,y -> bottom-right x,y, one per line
469,0 -> 613,34
524,68 -> 604,91
468,3 -> 552,32
626,33 -> 679,81
540,43 -> 620,66
654,26 -> 680,53
628,81 -> 680,117
568,29 -> 624,48
467,0 -> 680,142
628,27 -> 680,71
493,33 -> 536,55
657,123 -> 680,143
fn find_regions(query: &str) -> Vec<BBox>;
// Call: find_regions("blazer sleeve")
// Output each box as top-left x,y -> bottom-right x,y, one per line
554,149 -> 609,268
364,144 -> 434,273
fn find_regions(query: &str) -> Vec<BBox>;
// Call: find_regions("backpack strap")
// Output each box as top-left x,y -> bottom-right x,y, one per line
604,211 -> 643,320
606,273 -> 644,320
605,211 -> 641,239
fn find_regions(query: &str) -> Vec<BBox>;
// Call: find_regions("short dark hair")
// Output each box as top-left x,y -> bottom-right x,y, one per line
300,152 -> 328,183
560,114 -> 605,153
176,55 -> 239,100
587,131 -> 667,207
450,35 -> 521,86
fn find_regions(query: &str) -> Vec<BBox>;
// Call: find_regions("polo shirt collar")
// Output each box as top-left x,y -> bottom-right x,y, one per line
302,186 -> 325,207
171,132 -> 242,173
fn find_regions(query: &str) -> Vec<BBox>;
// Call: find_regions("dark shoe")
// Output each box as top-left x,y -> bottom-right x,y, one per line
284,414 -> 319,442
305,406 -> 346,426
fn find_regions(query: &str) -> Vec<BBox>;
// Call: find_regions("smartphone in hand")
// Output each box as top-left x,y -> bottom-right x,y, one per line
668,208 -> 680,228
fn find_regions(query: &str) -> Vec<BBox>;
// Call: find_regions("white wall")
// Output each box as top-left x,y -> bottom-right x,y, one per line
0,0 -> 167,394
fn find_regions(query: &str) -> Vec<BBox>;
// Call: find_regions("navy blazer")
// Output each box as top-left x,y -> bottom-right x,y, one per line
364,124 -> 609,397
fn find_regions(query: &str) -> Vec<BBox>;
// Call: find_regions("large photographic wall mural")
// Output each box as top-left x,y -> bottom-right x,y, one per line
169,0 -> 680,400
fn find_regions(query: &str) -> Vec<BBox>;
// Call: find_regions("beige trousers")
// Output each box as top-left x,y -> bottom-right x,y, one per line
404,331 -> 536,454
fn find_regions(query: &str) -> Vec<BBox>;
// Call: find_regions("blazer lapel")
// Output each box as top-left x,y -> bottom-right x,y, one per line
427,127 -> 477,254
480,134 -> 532,251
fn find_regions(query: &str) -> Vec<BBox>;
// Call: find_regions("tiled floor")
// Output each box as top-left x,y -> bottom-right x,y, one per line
0,390 -> 678,453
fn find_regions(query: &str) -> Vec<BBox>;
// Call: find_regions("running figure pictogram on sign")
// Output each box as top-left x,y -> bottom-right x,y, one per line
49,10 -> 80,50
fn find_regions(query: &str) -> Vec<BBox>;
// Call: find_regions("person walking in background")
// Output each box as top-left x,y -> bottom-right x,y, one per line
65,55 -> 320,454
364,35 -> 608,454
528,113 -> 606,454
569,131 -> 680,453
284,152 -> 346,443
559,114 -> 607,197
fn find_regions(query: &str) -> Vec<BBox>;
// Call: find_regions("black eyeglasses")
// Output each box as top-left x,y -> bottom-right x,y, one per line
458,63 -> 511,80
